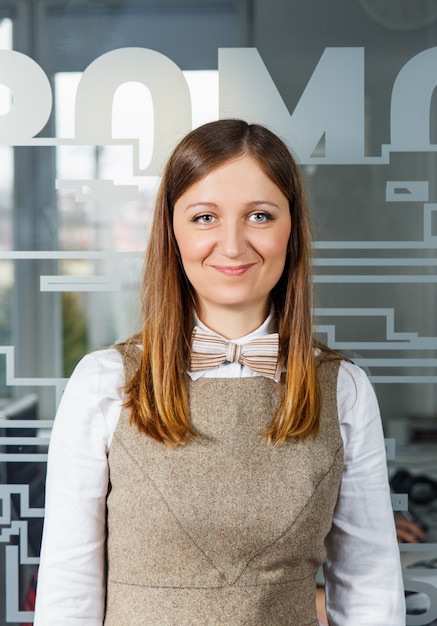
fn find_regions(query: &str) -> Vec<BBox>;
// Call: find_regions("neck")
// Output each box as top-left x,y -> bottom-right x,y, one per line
196,304 -> 270,340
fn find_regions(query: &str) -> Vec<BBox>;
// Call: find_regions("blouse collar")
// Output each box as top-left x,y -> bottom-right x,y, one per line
194,310 -> 277,344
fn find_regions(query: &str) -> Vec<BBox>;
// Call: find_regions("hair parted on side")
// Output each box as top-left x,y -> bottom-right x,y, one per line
123,118 -> 328,446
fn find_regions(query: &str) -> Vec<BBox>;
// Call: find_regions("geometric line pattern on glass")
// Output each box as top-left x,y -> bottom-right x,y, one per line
0,346 -> 67,406
314,307 -> 424,344
386,440 -> 408,513
400,544 -> 437,553
40,275 -> 121,292
314,308 -> 437,382
315,276 -> 437,283
6,545 -> 35,623
0,421 -> 51,463
385,438 -> 396,461
0,484 -> 43,623
314,240 -> 437,249
0,251 -> 108,260
313,203 -> 437,250
424,204 -> 437,241
315,258 -> 437,267
0,485 -> 45,525
56,178 -> 139,202
391,493 -> 409,511
386,181 -> 429,202
0,521 -> 39,566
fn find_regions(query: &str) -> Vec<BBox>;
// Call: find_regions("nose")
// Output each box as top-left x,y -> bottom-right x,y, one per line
217,218 -> 247,258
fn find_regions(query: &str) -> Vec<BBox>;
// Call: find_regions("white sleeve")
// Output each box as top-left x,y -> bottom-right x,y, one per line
34,349 -> 124,626
324,361 -> 406,626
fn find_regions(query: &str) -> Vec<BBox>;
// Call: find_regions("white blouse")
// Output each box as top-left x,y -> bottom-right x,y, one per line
34,319 -> 406,625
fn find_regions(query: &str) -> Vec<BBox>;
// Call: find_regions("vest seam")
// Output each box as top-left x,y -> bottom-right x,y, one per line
110,433 -> 229,584
106,571 -> 315,589
109,433 -> 343,587
231,444 -> 344,585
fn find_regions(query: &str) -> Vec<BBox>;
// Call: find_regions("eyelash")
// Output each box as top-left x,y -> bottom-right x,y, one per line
192,214 -> 215,224
249,212 -> 274,223
192,212 -> 274,225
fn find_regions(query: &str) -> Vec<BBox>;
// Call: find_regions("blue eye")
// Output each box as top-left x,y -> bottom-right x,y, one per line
249,212 -> 273,223
193,214 -> 215,224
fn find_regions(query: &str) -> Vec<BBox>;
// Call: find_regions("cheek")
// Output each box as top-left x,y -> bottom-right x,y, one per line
174,231 -> 212,268
173,221 -> 191,264
173,230 -> 189,263
261,229 -> 291,265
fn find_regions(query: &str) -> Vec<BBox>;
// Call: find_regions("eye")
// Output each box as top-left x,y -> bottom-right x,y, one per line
193,214 -> 216,225
248,212 -> 273,223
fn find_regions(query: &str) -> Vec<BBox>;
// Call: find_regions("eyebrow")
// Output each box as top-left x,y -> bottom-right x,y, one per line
184,200 -> 282,212
184,202 -> 217,212
247,200 -> 282,210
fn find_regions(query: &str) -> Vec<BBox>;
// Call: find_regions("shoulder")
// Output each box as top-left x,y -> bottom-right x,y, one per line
315,348 -> 374,405
71,346 -> 125,386
337,359 -> 377,412
61,347 -> 126,412
334,359 -> 384,455
53,347 -> 126,448
316,348 -> 381,431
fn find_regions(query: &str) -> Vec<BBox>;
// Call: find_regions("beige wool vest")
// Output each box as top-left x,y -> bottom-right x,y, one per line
105,345 -> 344,626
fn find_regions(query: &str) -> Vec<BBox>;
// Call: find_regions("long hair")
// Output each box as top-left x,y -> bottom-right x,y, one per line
124,119 -> 323,445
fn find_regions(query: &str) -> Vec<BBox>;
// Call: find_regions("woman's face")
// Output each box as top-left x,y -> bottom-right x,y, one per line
173,155 -> 291,326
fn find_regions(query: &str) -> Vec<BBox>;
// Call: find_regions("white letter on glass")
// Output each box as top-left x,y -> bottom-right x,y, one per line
75,47 -> 192,175
219,47 -> 365,164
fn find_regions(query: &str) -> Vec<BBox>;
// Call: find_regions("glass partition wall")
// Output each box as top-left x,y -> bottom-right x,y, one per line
1,1 -> 437,623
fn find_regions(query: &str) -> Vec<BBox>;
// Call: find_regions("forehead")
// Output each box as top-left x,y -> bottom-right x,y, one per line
177,155 -> 284,200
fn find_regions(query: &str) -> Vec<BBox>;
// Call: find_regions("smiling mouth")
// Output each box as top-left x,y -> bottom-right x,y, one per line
212,264 -> 255,276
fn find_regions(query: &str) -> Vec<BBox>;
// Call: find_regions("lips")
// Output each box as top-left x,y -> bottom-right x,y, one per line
211,263 -> 255,276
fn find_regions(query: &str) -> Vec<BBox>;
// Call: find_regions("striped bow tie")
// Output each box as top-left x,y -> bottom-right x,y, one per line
190,326 -> 280,381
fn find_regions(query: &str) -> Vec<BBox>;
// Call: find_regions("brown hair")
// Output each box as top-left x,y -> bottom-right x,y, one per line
124,119 -> 324,445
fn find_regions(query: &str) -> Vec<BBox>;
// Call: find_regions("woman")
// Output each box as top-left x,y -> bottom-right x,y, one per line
35,119 -> 405,625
